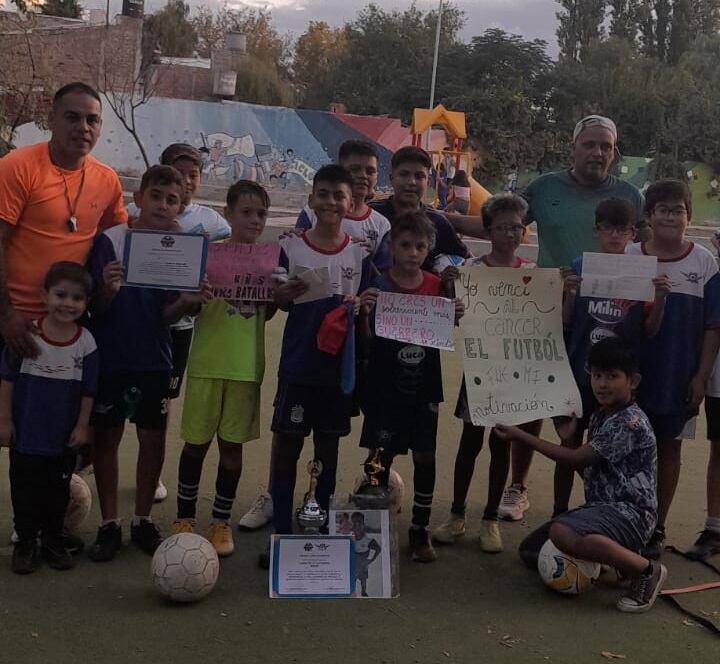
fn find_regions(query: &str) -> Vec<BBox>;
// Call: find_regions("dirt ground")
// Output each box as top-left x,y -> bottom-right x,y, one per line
0,315 -> 718,664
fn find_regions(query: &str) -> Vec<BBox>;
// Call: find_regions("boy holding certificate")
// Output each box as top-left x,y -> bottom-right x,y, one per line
356,211 -> 464,563
86,166 -> 211,562
172,181 -> 275,557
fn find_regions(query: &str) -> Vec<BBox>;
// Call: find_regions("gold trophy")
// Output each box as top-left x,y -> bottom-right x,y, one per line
351,448 -> 391,509
295,460 -> 327,534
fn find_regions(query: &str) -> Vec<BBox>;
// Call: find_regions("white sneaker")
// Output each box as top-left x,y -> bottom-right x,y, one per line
10,529 -> 18,544
237,492 -> 273,530
497,484 -> 529,521
153,479 -> 168,503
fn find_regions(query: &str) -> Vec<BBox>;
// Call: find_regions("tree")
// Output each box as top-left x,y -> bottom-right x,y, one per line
41,0 -> 83,18
608,0 -> 641,39
293,21 -> 346,109
234,55 -> 294,107
556,0 -> 607,61
144,0 -> 198,58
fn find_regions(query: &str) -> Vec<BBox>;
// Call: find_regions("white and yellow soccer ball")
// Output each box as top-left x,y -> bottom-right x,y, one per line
151,533 -> 220,603
537,539 -> 600,595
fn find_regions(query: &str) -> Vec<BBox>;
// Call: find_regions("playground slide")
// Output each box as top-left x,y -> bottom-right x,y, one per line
468,175 -> 492,215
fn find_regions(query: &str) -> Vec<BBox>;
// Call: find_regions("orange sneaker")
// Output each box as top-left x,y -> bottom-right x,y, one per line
206,521 -> 234,557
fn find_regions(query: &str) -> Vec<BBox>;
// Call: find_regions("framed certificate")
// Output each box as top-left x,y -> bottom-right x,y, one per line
269,535 -> 355,599
122,230 -> 208,291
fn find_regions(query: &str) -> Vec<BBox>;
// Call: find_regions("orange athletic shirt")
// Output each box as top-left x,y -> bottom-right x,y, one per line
0,142 -> 128,316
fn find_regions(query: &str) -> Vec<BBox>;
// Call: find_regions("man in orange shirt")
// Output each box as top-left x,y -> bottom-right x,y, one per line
0,82 -> 127,358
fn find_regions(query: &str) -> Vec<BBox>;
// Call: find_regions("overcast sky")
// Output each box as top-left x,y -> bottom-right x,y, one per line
95,0 -> 560,54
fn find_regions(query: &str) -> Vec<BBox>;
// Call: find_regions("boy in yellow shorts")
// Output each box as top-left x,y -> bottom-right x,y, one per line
172,181 -> 275,556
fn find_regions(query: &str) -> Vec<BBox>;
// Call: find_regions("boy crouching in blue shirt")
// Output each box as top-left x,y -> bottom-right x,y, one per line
499,338 -> 665,613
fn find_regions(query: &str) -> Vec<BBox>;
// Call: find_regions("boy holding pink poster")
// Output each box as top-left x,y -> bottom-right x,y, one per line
172,181 -> 277,557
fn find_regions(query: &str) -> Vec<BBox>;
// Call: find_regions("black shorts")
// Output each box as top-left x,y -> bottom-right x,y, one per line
271,383 -> 353,437
90,371 -> 171,431
168,327 -> 193,399
705,396 -> 720,440
554,504 -> 647,553
644,410 -> 689,442
360,401 -> 439,455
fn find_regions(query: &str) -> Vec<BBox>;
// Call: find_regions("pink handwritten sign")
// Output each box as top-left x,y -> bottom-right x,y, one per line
375,291 -> 455,350
206,242 -> 280,303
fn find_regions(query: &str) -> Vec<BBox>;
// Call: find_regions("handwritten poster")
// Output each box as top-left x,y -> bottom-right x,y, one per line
375,291 -> 455,350
456,267 -> 582,426
206,242 -> 280,303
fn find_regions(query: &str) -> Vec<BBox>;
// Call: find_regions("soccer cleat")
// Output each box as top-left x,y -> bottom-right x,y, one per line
408,527 -> 438,563
171,518 -> 196,535
88,522 -> 122,562
206,522 -> 235,557
41,536 -> 75,571
479,520 -> 504,553
498,485 -> 530,521
432,515 -> 466,544
11,539 -> 39,575
616,563 -> 668,613
131,520 -> 163,555
238,492 -> 273,530
685,529 -> 720,561
642,527 -> 666,560
154,480 -> 168,503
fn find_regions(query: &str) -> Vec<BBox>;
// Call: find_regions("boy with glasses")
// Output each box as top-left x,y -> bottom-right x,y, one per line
626,180 -> 720,559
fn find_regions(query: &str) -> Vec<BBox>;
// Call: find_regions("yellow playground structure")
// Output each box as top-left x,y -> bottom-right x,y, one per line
411,104 -> 491,214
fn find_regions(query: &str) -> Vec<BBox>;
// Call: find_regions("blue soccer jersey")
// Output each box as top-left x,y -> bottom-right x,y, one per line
625,242 -> 720,416
278,232 -> 368,386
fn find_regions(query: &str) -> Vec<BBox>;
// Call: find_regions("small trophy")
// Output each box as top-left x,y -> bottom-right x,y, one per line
295,460 -> 327,534
351,448 -> 391,509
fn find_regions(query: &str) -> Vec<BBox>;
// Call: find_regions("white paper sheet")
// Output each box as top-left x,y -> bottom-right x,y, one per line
580,252 -> 658,302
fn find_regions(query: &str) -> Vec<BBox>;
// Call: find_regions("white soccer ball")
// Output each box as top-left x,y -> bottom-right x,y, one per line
151,533 -> 220,603
64,474 -> 92,533
537,539 -> 600,595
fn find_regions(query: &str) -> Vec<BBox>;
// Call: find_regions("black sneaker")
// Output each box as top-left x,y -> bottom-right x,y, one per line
686,529 -> 720,561
60,532 -> 84,556
11,539 -> 39,575
41,536 -> 75,571
130,520 -> 163,555
642,527 -> 666,560
88,522 -> 122,562
408,527 -> 437,563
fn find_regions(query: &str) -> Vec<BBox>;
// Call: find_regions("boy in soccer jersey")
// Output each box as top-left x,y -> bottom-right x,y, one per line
0,262 -> 98,573
504,338 -> 665,614
556,199 -> 670,519
357,211 -> 464,562
258,165 -> 368,568
626,180 -> 720,558
172,181 -> 275,557
86,166 -> 211,562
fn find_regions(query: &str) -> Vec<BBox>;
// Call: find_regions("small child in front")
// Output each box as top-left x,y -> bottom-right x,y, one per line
501,338 -> 665,613
357,211 -> 464,562
1,261 -> 98,573
261,165 -> 367,568
87,165 -> 210,562
172,181 -> 275,557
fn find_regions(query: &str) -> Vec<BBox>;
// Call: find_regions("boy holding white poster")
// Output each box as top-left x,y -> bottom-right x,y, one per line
357,211 -> 464,563
434,193 -> 542,553
558,199 -> 670,519
172,181 -> 276,557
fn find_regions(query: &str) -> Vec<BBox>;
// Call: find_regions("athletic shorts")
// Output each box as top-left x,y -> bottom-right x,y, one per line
271,382 -> 352,437
360,401 -> 438,455
181,377 -> 261,445
705,396 -> 720,440
644,410 -> 689,442
554,504 -> 647,553
168,327 -> 193,399
90,371 -> 171,431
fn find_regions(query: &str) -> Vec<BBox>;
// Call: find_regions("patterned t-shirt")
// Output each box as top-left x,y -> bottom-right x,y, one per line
585,403 -> 657,543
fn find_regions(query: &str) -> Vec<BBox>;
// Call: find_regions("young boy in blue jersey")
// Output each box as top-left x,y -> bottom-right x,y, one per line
172,181 -> 275,557
259,165 -> 367,568
86,165 -> 211,562
503,338 -> 665,614
127,144 -> 231,503
0,262 -> 98,574
357,211 -> 464,562
626,180 -> 720,558
557,199 -> 670,519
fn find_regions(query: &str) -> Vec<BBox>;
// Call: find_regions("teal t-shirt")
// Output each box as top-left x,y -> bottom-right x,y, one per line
523,170 -> 644,268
